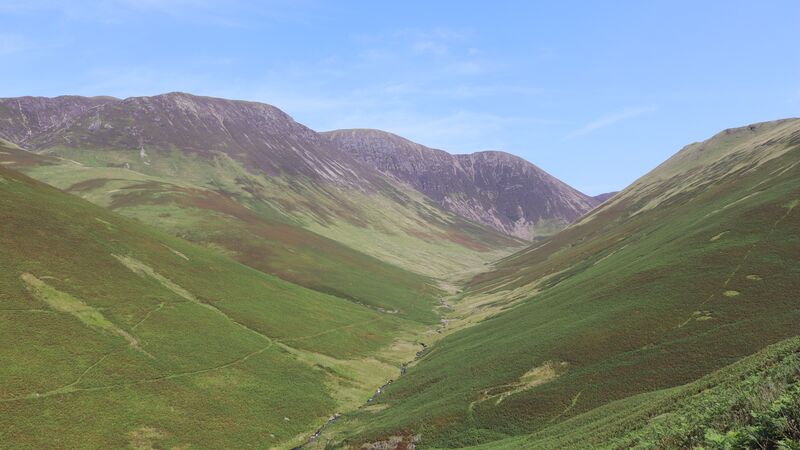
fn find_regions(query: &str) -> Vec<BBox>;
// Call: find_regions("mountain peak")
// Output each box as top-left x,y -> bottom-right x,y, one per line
0,92 -> 599,240
324,128 -> 598,240
0,93 -> 375,185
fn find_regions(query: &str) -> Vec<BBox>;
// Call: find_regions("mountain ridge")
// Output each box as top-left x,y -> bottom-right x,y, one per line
0,92 -> 524,281
323,128 -> 598,240
1,92 -> 379,186
0,93 -> 597,241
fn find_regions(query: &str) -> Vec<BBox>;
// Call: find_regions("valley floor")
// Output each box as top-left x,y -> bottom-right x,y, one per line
305,120 -> 800,449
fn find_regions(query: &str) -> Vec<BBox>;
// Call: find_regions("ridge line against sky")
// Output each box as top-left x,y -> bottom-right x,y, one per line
1,0 -> 798,194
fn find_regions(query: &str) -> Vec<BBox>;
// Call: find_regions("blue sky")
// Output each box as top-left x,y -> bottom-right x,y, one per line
1,1 -> 798,194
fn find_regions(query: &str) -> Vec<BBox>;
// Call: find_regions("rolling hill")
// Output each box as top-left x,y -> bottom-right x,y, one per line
0,153 -> 439,448
0,137 -> 445,323
0,93 -> 523,283
324,129 -> 598,240
319,119 -> 800,448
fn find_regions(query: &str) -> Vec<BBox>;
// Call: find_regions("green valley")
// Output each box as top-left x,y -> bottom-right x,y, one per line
318,119 -> 800,448
0,160 -> 430,448
1,94 -> 799,450
2,4 -> 798,449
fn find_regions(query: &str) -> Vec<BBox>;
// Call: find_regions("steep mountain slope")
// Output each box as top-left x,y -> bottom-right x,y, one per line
0,94 -> 522,281
323,129 -> 598,240
0,95 -> 112,143
2,93 -> 361,181
322,119 -> 800,448
0,158 -> 433,449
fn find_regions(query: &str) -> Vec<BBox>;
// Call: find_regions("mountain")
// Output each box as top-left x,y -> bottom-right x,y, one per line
320,119 -> 800,448
0,94 -> 525,449
0,93 -> 523,286
323,129 -> 598,240
0,95 -> 112,143
592,191 -> 617,202
5,93 -> 379,184
0,146 -> 432,448
5,91 -> 798,449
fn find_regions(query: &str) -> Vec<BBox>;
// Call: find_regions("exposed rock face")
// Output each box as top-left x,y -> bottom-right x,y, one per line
0,95 -> 112,144
0,93 -> 595,241
0,92 -> 374,186
324,129 -> 598,240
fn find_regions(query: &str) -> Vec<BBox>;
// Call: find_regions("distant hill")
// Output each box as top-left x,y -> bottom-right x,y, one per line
592,191 -> 617,202
324,129 -> 598,240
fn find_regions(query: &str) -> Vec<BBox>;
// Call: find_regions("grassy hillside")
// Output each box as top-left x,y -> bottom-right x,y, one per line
40,144 -> 519,276
0,94 -> 523,282
324,119 -> 800,448
0,161 -> 433,449
462,335 -> 800,449
0,139 -> 509,323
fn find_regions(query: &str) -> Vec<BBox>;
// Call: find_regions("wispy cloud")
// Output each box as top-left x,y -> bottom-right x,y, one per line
565,105 -> 658,140
0,33 -> 61,56
198,25 -> 550,152
0,0 -> 312,27
319,109 -> 558,153
350,26 -> 499,77
366,82 -> 543,100
0,34 -> 35,55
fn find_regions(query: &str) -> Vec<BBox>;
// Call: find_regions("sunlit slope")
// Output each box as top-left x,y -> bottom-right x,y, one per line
323,129 -> 598,240
461,336 -> 800,449
333,119 -> 800,448
0,140 -> 447,323
0,163 -> 423,449
33,143 -> 519,278
0,93 -> 523,280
